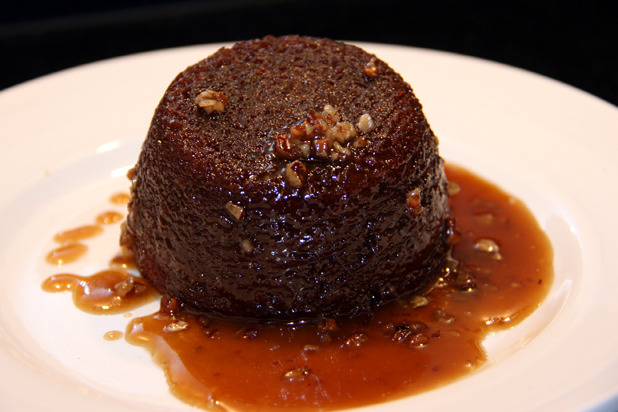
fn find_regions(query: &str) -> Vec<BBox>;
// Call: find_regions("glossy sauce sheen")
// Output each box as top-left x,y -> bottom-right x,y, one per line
41,270 -> 158,314
46,208 -> 126,265
124,165 -> 553,411
46,242 -> 88,265
104,330 -> 124,341
42,193 -> 158,314
109,192 -> 131,205
96,211 -> 124,225
42,167 -> 553,411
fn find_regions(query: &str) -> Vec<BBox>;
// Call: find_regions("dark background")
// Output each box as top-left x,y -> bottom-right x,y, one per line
2,0 -> 616,106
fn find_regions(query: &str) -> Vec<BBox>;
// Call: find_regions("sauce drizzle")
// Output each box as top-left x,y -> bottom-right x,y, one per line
96,211 -> 124,225
42,269 -> 158,314
53,224 -> 103,243
103,330 -> 124,341
109,192 -> 131,205
45,243 -> 88,265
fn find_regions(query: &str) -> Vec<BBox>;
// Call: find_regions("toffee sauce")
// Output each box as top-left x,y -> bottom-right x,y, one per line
41,269 -> 158,314
42,165 -> 553,411
42,193 -> 160,313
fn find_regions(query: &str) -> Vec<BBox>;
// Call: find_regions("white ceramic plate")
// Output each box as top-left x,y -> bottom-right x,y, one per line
1,42 -> 617,412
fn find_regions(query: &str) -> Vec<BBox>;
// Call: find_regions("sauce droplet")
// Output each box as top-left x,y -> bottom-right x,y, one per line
46,243 -> 88,265
103,330 -> 123,341
109,251 -> 137,270
53,224 -> 103,243
110,192 -> 131,205
95,211 -> 124,225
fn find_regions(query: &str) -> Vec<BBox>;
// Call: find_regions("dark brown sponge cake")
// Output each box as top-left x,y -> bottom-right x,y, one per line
121,35 -> 450,321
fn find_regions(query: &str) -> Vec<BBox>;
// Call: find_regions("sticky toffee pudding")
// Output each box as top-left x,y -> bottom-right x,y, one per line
120,35 -> 450,321
40,36 -> 553,411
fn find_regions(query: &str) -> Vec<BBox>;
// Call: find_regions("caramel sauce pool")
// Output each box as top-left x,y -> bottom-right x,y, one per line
42,270 -> 158,314
42,166 -> 553,411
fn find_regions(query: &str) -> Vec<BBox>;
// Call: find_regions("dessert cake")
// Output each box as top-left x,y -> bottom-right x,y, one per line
121,35 -> 451,320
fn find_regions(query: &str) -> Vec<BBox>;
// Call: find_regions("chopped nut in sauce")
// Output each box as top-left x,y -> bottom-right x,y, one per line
474,238 -> 502,260
343,332 -> 369,348
164,320 -> 190,333
283,367 -> 311,382
160,295 -> 181,316
303,344 -> 320,352
236,327 -> 259,340
408,333 -> 429,347
453,270 -> 478,292
388,322 -> 429,347
434,309 -> 456,325
195,89 -> 227,114
225,201 -> 244,221
409,295 -> 430,309
114,276 -> 134,298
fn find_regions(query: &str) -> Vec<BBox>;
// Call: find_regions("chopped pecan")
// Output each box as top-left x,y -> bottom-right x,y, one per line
195,89 -> 227,114
363,57 -> 380,78
406,188 -> 424,216
284,160 -> 307,188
